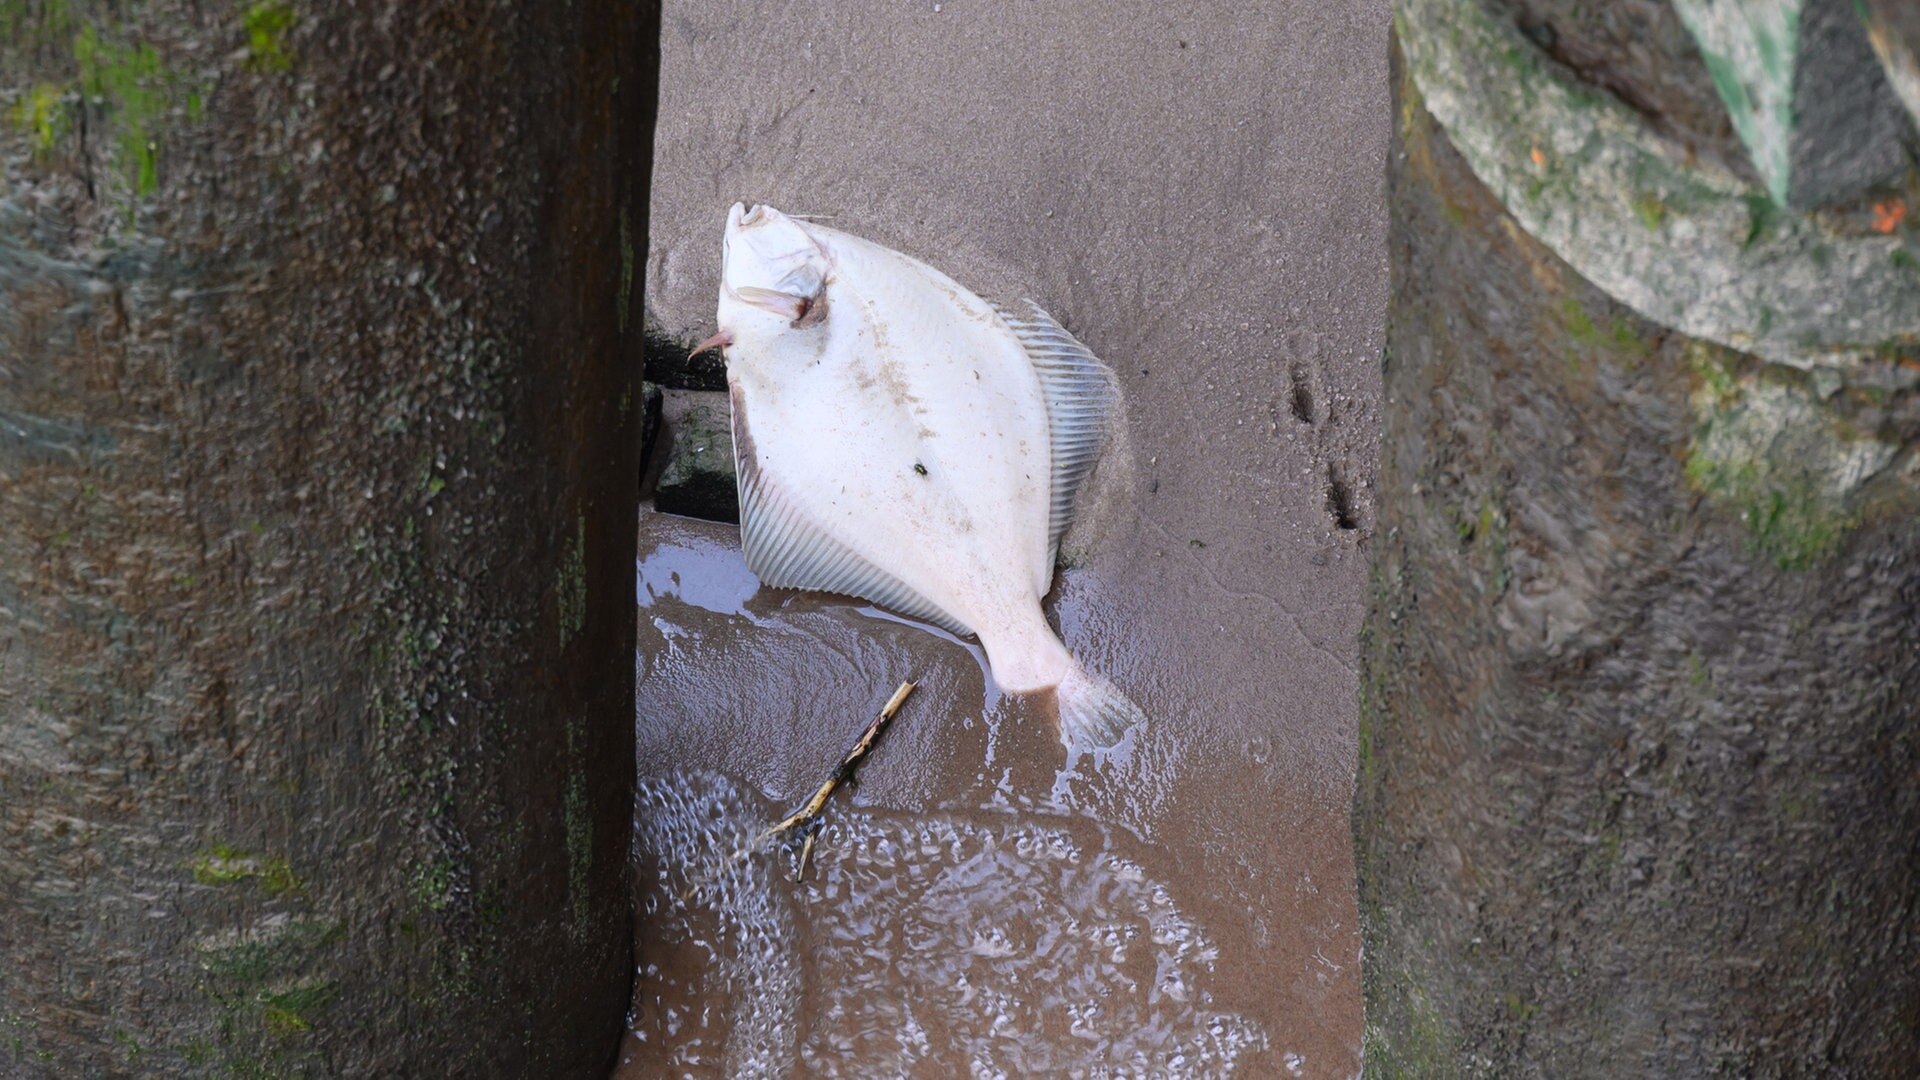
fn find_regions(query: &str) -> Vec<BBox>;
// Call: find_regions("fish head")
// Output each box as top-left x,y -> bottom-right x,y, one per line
716,203 -> 833,351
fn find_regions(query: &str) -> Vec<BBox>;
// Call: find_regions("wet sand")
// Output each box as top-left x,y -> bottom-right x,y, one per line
619,2 -> 1388,1076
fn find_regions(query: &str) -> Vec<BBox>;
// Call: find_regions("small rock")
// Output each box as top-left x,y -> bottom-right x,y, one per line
653,389 -> 739,523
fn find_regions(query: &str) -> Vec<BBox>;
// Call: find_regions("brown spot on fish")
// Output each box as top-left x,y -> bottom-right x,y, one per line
875,357 -> 921,411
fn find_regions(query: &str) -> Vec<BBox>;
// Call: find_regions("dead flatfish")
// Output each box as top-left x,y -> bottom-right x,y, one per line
696,202 -> 1142,750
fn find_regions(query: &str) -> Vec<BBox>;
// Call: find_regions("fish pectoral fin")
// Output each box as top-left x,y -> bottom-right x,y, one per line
990,299 -> 1121,563
730,382 -> 972,637
731,285 -> 811,323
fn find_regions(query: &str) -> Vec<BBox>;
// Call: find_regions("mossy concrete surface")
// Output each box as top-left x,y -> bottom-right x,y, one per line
1357,31 -> 1920,1075
1,1 -> 658,1074
1400,0 -> 1920,370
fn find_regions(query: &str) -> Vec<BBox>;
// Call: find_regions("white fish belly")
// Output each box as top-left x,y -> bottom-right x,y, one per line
731,232 -> 1055,641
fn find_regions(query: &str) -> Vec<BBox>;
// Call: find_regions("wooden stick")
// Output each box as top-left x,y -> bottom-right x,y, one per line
681,681 -> 918,901
796,829 -> 818,883
751,680 -> 917,849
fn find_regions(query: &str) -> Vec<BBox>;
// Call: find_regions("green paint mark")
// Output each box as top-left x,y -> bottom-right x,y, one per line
10,83 -> 67,151
192,844 -> 301,895
556,513 -> 586,648
1678,3 -> 1800,205
244,2 -> 297,72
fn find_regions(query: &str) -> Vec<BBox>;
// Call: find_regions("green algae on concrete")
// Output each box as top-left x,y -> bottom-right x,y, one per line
192,845 -> 302,896
10,84 -> 67,152
256,981 -> 333,1035
73,26 -> 175,196
193,918 -> 340,983
243,2 -> 297,72
1,1 -> 649,1073
0,0 -> 74,55
1684,346 -> 1899,568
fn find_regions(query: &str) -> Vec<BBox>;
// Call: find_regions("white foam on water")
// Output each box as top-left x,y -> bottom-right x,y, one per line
629,772 -> 1268,1078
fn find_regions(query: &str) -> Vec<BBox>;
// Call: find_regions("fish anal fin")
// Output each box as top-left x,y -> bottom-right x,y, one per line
729,382 -> 973,637
990,299 -> 1119,564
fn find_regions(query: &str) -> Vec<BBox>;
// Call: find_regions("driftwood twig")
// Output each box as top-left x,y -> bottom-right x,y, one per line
680,680 -> 917,900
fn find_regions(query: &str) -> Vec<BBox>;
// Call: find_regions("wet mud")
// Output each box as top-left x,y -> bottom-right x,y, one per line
619,2 -> 1388,1076
618,509 -> 1367,1077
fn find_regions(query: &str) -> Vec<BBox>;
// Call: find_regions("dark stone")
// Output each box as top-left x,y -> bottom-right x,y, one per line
653,390 -> 740,524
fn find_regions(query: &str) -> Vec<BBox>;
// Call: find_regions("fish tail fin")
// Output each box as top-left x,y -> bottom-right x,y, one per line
1053,663 -> 1146,752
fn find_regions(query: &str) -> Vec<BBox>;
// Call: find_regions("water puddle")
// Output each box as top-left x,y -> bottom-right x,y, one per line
618,772 -> 1266,1078
621,512 -> 1359,1077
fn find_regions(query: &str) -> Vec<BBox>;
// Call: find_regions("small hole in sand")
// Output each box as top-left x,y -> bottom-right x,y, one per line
1287,364 -> 1314,424
1325,465 -> 1360,531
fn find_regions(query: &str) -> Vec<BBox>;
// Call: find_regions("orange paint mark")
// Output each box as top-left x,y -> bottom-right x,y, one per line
1872,199 -> 1905,234
1529,145 -> 1546,168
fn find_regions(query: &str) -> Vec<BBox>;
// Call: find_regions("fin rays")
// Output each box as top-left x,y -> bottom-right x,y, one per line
731,386 -> 973,637
992,300 -> 1120,564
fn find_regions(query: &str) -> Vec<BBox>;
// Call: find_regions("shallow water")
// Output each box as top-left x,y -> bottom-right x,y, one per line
616,514 -> 1364,1078
628,772 -> 1268,1077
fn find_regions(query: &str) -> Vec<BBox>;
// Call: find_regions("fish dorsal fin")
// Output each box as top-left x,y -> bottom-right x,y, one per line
729,383 -> 974,637
993,299 -> 1119,563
